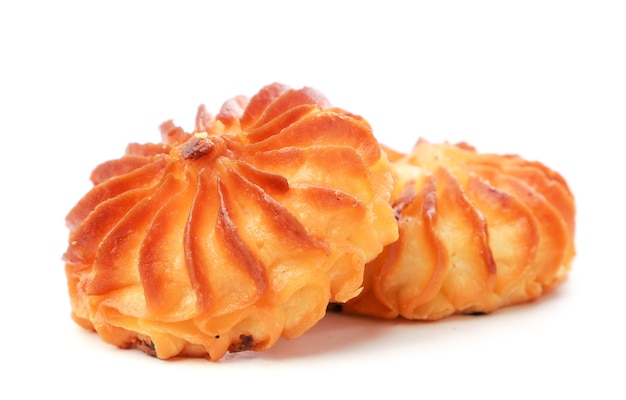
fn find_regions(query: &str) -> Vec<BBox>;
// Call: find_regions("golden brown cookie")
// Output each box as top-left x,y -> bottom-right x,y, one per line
341,140 -> 575,320
63,83 -> 398,360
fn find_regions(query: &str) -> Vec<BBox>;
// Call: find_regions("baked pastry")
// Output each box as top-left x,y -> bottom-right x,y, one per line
341,140 -> 576,320
63,83 -> 398,360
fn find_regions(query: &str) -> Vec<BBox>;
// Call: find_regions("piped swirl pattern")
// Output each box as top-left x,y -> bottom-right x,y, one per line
342,140 -> 575,320
63,83 -> 398,360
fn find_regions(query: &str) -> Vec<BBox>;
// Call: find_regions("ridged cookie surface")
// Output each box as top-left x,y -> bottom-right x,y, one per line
63,83 -> 398,360
342,140 -> 575,320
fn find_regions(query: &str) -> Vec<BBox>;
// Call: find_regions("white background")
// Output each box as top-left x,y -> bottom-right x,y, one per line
1,1 -> 624,398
